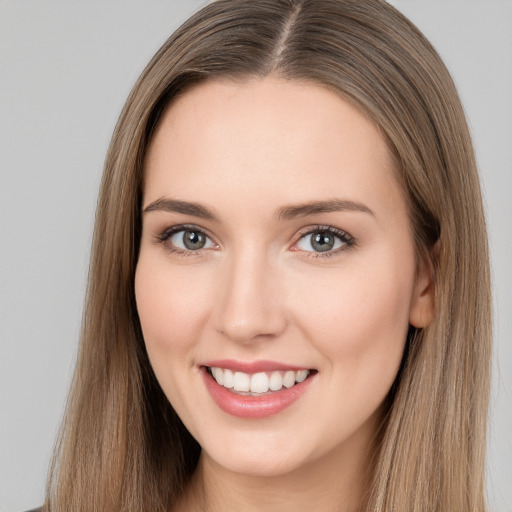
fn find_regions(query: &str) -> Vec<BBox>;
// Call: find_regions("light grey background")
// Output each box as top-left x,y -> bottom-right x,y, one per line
1,1 -> 510,511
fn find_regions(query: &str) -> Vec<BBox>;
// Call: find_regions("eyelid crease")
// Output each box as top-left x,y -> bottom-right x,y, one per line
294,224 -> 354,241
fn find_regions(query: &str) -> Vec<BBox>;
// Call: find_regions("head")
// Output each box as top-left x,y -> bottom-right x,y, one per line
46,1 -> 491,511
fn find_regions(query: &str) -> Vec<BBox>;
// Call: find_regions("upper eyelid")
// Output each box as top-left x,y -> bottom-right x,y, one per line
157,223 -> 216,242
293,224 -> 353,241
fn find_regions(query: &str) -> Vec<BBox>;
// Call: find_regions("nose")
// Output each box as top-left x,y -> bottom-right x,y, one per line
212,248 -> 288,343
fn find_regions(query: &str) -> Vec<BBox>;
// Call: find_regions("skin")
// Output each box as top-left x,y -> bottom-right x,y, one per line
135,77 -> 434,511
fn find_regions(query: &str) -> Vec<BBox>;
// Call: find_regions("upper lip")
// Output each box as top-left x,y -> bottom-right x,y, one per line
201,359 -> 312,373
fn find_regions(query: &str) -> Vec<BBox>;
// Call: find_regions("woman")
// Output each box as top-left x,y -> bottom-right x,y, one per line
41,0 -> 492,510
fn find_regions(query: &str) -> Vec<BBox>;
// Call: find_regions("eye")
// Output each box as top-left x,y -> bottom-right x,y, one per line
295,227 -> 353,254
170,229 -> 215,251
158,226 -> 216,253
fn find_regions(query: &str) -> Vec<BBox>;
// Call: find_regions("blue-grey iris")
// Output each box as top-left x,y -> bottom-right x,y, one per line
183,231 -> 206,250
311,232 -> 335,252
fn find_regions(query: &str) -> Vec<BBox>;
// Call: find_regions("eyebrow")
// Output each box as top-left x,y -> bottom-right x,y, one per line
143,198 -> 218,220
275,199 -> 374,221
142,197 -> 374,221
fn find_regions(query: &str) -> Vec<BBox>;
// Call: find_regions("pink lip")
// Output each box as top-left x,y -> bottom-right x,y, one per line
202,359 -> 308,373
200,365 -> 316,419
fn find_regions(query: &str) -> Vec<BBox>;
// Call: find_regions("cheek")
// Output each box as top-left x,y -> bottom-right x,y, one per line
134,255 -> 216,421
134,255 -> 211,361
289,253 -> 415,376
283,255 -> 416,447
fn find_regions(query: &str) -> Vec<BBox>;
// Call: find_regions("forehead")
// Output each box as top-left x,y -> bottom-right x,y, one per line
143,77 -> 404,223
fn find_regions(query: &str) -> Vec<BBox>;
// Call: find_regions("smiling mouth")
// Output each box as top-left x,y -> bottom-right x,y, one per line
206,366 -> 316,396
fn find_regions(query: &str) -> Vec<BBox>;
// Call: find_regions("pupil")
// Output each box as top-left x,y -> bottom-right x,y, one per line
311,232 -> 334,252
183,231 -> 205,250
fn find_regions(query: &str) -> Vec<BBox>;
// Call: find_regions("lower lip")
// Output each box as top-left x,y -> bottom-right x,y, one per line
201,367 -> 316,419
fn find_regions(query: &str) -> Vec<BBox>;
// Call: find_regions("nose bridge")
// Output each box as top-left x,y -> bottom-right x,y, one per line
213,243 -> 287,343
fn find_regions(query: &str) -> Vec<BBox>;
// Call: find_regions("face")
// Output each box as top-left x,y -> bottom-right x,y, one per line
135,77 -> 433,478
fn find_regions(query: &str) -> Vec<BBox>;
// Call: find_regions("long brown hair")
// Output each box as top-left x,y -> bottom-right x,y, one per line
44,1 -> 492,510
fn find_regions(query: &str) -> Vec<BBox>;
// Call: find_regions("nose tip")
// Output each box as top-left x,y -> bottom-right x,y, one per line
213,257 -> 287,344
215,291 -> 288,344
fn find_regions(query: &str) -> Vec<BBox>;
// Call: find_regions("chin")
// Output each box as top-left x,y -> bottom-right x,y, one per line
205,446 -> 314,478
195,422 -> 335,479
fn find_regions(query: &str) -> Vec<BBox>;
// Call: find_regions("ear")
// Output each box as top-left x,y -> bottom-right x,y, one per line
409,244 -> 437,328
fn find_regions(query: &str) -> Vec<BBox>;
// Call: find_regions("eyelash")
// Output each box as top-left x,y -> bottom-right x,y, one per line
154,223 -> 355,258
154,224 -> 217,258
295,224 -> 355,258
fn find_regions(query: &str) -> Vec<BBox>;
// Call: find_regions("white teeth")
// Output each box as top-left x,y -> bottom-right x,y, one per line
209,367 -> 311,394
233,372 -> 250,392
282,370 -> 295,388
212,367 -> 224,385
269,371 -> 283,391
296,369 -> 308,383
250,372 -> 269,393
223,369 -> 234,388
